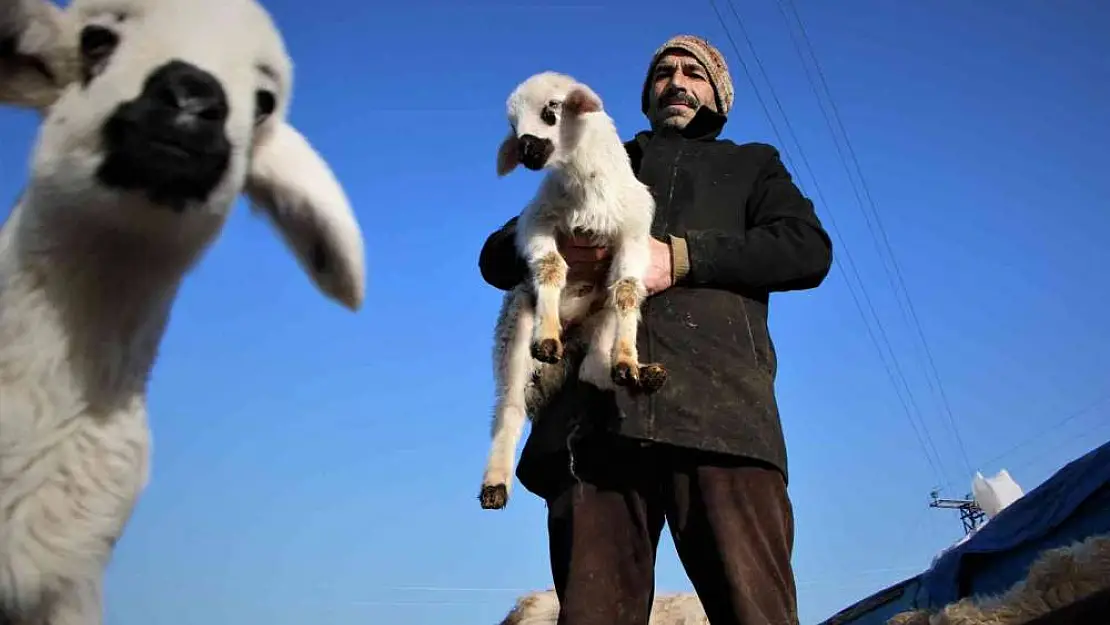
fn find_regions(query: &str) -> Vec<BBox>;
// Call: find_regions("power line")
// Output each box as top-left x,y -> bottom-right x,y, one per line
706,0 -> 950,486
978,391 -> 1110,470
1009,425 -> 1110,477
774,0 -> 974,479
710,0 -> 949,486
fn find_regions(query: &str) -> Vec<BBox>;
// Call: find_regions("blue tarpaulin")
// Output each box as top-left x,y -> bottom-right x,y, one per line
819,439 -> 1110,625
917,438 -> 1110,603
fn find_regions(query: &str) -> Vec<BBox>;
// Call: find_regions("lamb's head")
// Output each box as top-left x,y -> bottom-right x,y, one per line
496,71 -> 605,176
2,0 -> 365,311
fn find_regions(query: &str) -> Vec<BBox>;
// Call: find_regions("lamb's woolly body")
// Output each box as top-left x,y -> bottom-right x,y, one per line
0,1 -> 365,622
479,72 -> 661,509
0,204 -> 162,621
498,589 -> 708,625
888,533 -> 1110,625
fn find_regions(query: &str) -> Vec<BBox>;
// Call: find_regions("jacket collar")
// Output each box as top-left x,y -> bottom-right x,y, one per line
632,105 -> 727,151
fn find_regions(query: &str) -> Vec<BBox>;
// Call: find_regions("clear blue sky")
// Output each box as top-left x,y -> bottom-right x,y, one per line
1,0 -> 1107,623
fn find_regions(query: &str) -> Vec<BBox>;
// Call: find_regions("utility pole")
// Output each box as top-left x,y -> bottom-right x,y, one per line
929,489 -> 986,535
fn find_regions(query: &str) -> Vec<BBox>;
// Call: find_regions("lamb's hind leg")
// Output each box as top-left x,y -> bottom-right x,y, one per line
608,238 -> 667,392
480,291 -> 536,510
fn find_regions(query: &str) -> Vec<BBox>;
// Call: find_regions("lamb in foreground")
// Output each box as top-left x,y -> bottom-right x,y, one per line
0,0 -> 365,623
478,71 -> 666,510
888,532 -> 1110,625
498,589 -> 708,625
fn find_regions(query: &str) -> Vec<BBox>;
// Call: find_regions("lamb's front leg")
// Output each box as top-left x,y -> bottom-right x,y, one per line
608,234 -> 667,393
522,232 -> 567,364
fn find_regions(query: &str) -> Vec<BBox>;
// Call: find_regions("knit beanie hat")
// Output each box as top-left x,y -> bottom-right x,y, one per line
640,35 -> 734,117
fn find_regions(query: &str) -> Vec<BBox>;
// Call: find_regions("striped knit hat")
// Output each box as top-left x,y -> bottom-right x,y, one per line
640,35 -> 734,117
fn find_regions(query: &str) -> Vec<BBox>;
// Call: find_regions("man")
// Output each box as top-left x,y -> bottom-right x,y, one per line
478,35 -> 833,625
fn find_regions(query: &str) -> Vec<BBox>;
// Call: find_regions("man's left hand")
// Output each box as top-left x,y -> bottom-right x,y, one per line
644,237 -> 673,295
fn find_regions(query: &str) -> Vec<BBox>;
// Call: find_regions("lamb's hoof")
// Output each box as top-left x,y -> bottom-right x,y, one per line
479,484 -> 508,510
531,338 -> 563,364
638,363 -> 668,393
612,362 -> 639,387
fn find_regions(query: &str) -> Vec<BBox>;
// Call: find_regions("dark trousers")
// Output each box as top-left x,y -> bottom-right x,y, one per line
542,436 -> 798,625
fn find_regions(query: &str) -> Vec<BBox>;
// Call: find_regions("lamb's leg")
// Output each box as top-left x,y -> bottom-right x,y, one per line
522,232 -> 567,364
578,307 -> 619,391
480,290 -> 536,510
607,235 -> 667,392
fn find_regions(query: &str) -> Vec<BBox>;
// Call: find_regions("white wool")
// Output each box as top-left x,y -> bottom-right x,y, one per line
478,71 -> 662,510
0,1 -> 365,623
889,533 -> 1110,625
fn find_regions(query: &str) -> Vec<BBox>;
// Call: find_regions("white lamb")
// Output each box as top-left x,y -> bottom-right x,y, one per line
478,71 -> 667,510
498,589 -> 708,625
0,0 -> 365,623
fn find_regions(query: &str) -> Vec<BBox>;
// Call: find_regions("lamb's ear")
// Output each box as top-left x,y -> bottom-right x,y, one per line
244,121 -> 366,311
0,0 -> 78,111
563,84 -> 603,116
496,131 -> 519,177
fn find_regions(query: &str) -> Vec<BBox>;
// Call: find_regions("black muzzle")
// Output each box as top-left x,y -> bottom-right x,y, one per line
97,60 -> 232,209
518,134 -> 554,171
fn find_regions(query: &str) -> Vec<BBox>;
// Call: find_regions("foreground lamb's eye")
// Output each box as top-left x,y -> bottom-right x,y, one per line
541,100 -> 560,126
254,90 -> 276,124
79,25 -> 118,83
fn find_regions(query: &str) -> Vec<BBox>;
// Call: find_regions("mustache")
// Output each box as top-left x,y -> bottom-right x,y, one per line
660,88 -> 700,108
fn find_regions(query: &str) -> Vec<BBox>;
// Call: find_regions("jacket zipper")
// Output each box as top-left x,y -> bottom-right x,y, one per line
644,144 -> 683,439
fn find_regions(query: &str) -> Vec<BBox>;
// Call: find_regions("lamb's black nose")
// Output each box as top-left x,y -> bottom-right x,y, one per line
96,59 -> 232,208
142,60 -> 228,126
518,134 -> 553,170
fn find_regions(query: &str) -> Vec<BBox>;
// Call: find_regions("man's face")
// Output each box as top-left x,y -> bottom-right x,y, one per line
647,50 -> 717,131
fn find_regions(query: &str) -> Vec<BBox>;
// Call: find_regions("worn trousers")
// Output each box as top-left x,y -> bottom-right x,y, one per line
543,436 -> 798,625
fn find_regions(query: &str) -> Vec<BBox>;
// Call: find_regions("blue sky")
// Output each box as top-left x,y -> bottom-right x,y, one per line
1,0 -> 1108,623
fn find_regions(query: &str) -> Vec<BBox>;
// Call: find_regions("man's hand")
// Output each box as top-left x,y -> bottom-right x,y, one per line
644,237 -> 673,295
557,233 -> 611,284
555,234 -> 674,295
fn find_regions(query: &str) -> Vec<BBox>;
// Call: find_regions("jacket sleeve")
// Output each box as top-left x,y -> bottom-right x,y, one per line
478,215 -> 529,291
682,146 -> 833,293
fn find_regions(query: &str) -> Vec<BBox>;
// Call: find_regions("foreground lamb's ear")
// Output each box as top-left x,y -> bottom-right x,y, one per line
563,84 -> 603,116
496,131 -> 519,177
0,0 -> 78,111
244,121 -> 366,311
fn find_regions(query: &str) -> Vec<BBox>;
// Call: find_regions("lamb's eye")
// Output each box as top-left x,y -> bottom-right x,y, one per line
79,25 -> 118,84
254,90 -> 276,125
541,101 -> 559,126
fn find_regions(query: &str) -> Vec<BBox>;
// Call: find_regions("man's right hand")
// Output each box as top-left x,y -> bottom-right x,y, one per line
558,233 -> 611,284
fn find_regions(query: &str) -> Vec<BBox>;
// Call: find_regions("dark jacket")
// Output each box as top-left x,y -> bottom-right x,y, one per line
478,107 -> 833,498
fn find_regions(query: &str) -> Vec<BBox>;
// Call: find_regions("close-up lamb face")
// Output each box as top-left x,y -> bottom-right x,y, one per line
30,0 -> 291,232
496,71 -> 602,176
